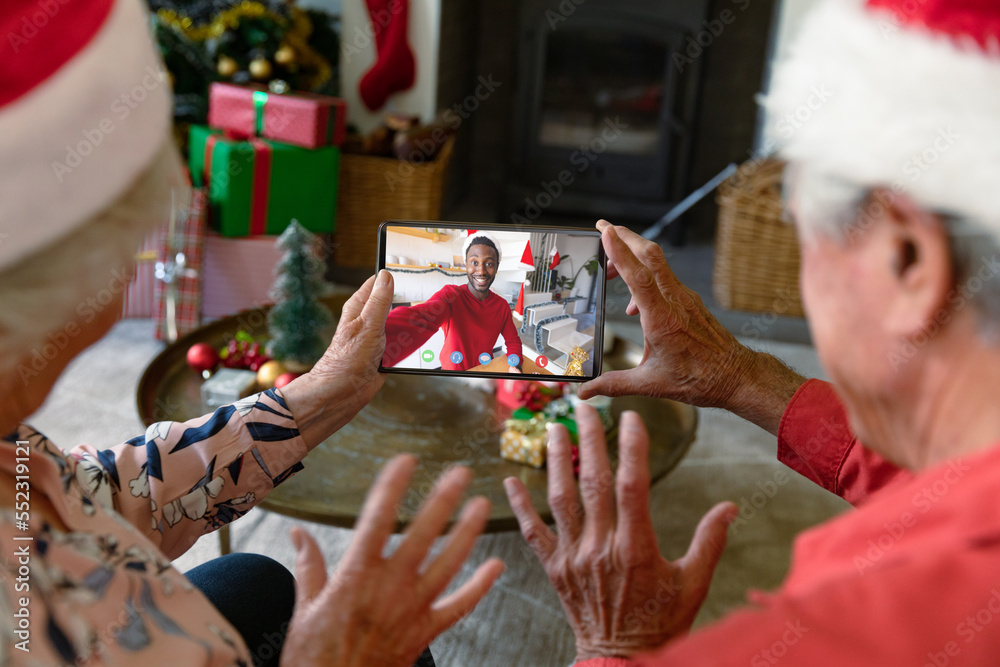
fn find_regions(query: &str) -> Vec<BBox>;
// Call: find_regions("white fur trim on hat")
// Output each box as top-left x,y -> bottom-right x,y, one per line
0,0 -> 171,271
462,231 -> 502,264
761,0 -> 1000,228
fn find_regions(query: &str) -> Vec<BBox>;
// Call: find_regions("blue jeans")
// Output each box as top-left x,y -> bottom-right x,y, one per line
187,553 -> 436,667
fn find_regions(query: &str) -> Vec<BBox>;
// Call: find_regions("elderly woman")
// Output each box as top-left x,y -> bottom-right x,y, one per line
503,0 -> 1000,664
0,0 -> 501,665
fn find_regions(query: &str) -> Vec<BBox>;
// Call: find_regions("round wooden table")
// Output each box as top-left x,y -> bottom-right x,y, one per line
137,294 -> 697,541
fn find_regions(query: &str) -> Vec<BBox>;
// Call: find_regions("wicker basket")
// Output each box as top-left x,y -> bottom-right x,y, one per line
332,137 -> 454,268
712,158 -> 805,317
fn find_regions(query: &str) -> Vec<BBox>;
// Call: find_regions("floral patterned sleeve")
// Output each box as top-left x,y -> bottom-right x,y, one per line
68,388 -> 308,561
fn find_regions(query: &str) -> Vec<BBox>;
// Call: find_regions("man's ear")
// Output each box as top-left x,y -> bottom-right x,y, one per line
878,189 -> 953,336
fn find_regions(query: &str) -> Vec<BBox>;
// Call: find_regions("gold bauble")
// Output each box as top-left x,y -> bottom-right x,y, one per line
217,56 -> 239,78
256,360 -> 288,388
274,44 -> 296,66
249,57 -> 272,80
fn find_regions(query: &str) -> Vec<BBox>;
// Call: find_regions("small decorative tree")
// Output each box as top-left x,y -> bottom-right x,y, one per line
267,220 -> 333,369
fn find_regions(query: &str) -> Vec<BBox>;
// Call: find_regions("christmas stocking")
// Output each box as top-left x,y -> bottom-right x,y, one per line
359,0 -> 416,111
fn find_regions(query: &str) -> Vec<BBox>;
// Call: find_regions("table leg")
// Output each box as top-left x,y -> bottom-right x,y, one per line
219,524 -> 231,556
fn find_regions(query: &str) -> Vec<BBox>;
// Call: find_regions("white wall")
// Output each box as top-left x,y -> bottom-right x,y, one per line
340,0 -> 440,134
554,234 -> 600,300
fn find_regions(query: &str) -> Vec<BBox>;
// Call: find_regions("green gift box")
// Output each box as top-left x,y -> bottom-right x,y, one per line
189,125 -> 339,237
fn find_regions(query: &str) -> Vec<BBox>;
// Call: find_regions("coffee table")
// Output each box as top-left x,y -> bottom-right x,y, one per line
137,293 -> 697,551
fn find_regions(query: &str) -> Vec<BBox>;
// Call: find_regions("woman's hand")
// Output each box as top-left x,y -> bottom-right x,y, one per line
504,405 -> 736,661
280,456 -> 505,667
280,271 -> 394,448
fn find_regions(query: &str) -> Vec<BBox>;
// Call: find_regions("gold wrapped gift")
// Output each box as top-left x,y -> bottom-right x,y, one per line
500,414 -> 548,468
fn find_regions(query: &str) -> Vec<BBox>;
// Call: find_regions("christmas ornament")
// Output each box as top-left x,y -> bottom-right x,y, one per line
249,57 -> 272,80
186,342 -> 219,374
256,359 -> 288,388
274,44 -> 296,66
358,0 -> 416,110
274,372 -> 301,389
217,55 -> 238,77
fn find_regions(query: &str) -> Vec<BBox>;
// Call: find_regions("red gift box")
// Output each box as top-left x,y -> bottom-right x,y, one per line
208,82 -> 347,149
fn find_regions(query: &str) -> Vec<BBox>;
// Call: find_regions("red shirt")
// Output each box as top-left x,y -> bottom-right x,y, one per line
383,284 -> 523,371
582,379 -> 1000,666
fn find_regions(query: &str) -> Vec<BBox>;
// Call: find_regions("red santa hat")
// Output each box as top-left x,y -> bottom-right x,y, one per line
0,0 -> 172,271
763,0 -> 1000,228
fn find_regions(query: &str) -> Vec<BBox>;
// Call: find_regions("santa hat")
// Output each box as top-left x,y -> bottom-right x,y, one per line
462,230 -> 503,264
763,0 -> 1000,229
0,0 -> 172,271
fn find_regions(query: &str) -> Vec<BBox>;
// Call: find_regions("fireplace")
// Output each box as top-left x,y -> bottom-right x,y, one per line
504,0 -> 709,225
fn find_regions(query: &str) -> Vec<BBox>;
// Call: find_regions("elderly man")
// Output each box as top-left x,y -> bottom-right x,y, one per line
504,0 -> 1000,664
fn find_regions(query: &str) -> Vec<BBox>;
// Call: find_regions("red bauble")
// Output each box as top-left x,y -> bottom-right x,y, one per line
274,372 -> 300,389
187,343 -> 220,373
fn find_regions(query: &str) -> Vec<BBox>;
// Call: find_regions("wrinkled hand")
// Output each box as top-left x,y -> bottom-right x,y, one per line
281,456 -> 505,667
508,365 -> 522,374
579,221 -> 754,410
280,271 -> 394,447
580,221 -> 805,434
505,405 -> 735,661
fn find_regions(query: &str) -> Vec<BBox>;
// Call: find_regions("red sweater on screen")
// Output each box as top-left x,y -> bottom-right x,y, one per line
383,284 -> 523,371
581,379 -> 1000,666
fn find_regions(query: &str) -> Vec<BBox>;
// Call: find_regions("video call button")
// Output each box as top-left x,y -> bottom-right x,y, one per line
479,353 -> 492,365
421,349 -> 435,363
450,351 -> 463,364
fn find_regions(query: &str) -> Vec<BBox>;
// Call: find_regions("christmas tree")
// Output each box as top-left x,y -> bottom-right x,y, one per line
267,221 -> 333,368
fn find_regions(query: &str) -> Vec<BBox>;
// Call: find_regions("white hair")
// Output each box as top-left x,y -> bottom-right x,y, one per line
784,165 -> 1000,340
0,141 -> 184,383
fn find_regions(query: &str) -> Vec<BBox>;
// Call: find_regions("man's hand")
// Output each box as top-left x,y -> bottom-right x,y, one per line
505,405 -> 736,661
581,221 -> 805,435
281,456 -> 505,667
281,271 -> 394,448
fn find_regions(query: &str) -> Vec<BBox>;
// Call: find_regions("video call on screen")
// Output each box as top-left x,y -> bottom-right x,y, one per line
380,225 -> 602,378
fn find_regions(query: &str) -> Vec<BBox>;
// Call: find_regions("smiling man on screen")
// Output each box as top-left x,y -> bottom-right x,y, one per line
383,231 -> 524,372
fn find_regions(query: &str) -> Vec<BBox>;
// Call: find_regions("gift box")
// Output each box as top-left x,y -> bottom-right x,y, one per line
189,125 -> 339,238
201,368 -> 258,409
201,231 -> 285,320
154,187 -> 206,340
496,380 -> 567,411
122,228 -> 160,319
208,83 -> 347,149
501,413 -> 548,468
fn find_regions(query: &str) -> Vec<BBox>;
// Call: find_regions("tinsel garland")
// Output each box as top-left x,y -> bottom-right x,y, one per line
387,267 -> 464,277
156,1 -> 281,40
534,314 -> 573,353
154,1 -> 332,90
519,301 -> 558,334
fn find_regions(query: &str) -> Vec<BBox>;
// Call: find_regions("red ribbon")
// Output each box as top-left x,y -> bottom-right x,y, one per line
202,132 -> 271,236
248,138 -> 271,236
203,133 -> 219,193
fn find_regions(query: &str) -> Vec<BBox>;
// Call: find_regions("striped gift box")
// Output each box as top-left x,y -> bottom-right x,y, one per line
153,188 -> 206,340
